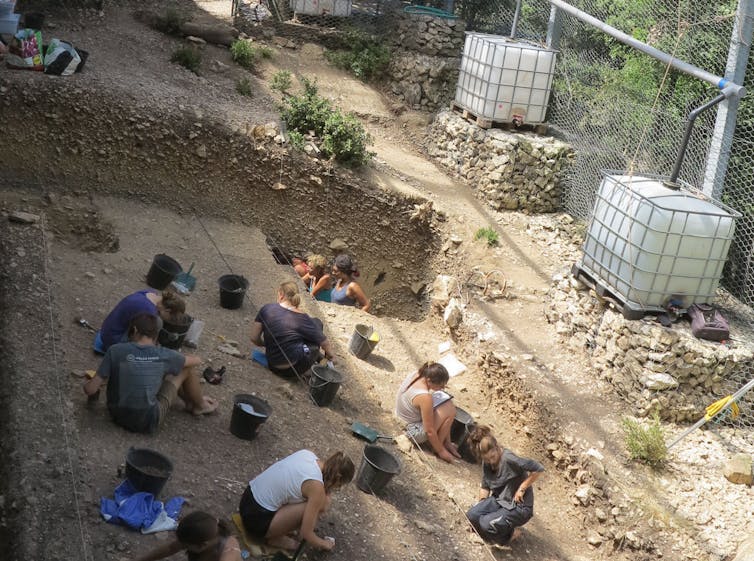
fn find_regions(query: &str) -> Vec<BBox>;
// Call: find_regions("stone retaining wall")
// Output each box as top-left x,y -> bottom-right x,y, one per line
427,110 -> 574,213
546,275 -> 754,422
386,13 -> 465,110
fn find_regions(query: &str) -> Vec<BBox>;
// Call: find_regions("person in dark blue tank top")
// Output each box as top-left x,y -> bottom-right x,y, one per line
331,254 -> 370,312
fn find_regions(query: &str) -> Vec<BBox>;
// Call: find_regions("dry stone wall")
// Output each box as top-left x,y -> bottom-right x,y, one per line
427,110 -> 574,213
386,12 -> 465,110
546,274 -> 754,422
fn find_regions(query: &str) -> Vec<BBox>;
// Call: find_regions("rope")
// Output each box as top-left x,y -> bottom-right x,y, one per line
39,213 -> 94,561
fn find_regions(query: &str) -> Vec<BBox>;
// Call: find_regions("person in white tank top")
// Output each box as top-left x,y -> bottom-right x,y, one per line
239,450 -> 355,552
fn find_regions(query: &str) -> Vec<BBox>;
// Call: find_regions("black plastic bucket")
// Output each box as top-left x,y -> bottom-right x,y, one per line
125,447 -> 173,497
309,365 -> 344,407
218,274 -> 249,310
348,324 -> 379,359
356,444 -> 401,494
158,316 -> 193,349
230,394 -> 271,440
450,407 -> 477,462
146,254 -> 182,290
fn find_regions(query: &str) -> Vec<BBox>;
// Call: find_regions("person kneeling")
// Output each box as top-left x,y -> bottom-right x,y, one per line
84,313 -> 218,433
238,450 -> 354,552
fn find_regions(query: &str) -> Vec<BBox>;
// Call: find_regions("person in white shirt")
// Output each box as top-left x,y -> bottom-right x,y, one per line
238,450 -> 355,551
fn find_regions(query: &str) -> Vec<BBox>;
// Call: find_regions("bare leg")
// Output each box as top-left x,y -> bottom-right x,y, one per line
434,401 -> 461,458
166,366 -> 218,415
266,502 -> 307,549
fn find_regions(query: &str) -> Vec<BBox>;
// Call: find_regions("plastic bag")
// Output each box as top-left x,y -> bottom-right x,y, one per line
44,38 -> 82,76
687,304 -> 729,342
6,29 -> 44,70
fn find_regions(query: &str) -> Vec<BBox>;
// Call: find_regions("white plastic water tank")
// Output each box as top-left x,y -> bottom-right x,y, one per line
578,173 -> 739,318
455,32 -> 557,125
290,0 -> 351,17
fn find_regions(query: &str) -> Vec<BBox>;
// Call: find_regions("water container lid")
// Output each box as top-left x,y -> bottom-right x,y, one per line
464,31 -> 557,53
603,173 -> 738,218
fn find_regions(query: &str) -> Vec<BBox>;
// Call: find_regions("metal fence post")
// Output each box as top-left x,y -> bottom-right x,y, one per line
702,0 -> 754,199
546,5 -> 562,50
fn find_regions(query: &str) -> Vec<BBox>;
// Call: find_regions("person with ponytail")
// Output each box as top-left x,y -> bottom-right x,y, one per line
134,510 -> 241,561
466,425 -> 544,545
239,450 -> 355,552
394,362 -> 461,463
250,281 -> 335,378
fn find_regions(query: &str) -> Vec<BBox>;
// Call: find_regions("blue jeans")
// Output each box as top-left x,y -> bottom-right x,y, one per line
466,496 -> 533,545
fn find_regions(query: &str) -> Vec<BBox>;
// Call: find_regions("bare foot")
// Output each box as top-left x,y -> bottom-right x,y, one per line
446,441 -> 462,459
266,535 -> 300,551
191,396 -> 219,416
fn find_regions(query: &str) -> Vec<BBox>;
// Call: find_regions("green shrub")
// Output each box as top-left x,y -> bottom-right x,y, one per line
236,77 -> 253,97
231,39 -> 257,69
155,8 -> 186,35
325,29 -> 390,81
321,112 -> 373,166
270,70 -> 293,94
287,130 -> 305,150
171,46 -> 201,74
474,227 -> 499,247
279,77 -> 372,166
622,414 -> 667,467
257,45 -> 274,59
279,78 -> 332,136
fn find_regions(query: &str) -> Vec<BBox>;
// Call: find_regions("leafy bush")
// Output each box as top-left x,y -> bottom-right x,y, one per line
287,130 -> 305,150
279,78 -> 372,166
155,8 -> 186,35
256,45 -> 273,59
171,46 -> 201,74
474,227 -> 499,247
270,70 -> 292,94
325,29 -> 390,81
236,77 -> 253,97
622,414 -> 667,467
279,78 -> 333,136
230,40 -> 257,69
321,112 -> 373,167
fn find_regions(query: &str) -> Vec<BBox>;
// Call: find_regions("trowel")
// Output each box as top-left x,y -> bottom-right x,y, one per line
351,422 -> 394,443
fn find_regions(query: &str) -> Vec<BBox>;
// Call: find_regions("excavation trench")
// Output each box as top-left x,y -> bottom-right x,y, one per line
0,79 -> 441,321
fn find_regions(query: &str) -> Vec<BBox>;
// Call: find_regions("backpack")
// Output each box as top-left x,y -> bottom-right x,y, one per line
687,304 -> 729,342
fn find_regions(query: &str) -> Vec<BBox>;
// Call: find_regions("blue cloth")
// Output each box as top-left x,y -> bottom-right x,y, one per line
93,331 -> 105,355
251,348 -> 268,367
100,290 -> 159,350
100,480 -> 184,532
331,282 -> 356,306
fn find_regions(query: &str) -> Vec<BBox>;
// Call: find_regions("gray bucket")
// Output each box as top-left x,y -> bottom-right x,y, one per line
355,444 -> 400,494
348,324 -> 379,359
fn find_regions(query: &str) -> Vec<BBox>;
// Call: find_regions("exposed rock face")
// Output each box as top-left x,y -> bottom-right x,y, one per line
385,13 -> 465,110
546,274 -> 754,421
427,111 -> 574,213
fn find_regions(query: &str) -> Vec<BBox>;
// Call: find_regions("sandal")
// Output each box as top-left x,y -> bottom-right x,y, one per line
202,366 -> 226,385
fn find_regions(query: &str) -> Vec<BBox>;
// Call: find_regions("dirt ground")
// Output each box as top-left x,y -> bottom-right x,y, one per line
0,2 -> 742,561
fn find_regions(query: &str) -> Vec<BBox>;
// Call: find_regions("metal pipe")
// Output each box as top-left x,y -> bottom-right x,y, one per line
549,0 -> 746,100
666,93 -> 727,187
510,0 -> 522,40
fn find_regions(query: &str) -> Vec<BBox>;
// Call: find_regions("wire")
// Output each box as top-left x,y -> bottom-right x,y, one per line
39,213 -> 94,561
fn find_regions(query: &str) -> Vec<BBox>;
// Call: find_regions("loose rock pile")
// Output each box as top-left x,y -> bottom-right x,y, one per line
546,275 -> 754,421
427,111 -> 574,213
386,13 -> 465,110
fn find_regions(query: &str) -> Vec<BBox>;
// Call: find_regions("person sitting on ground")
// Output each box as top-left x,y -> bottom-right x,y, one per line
292,257 -> 310,278
301,254 -> 332,302
466,425 -> 544,546
394,361 -> 461,464
95,288 -> 186,353
330,254 -> 370,312
250,281 -> 335,379
84,313 -> 218,433
134,510 -> 242,561
239,449 -> 354,552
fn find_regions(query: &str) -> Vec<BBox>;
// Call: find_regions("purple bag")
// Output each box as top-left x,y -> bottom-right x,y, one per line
687,304 -> 729,342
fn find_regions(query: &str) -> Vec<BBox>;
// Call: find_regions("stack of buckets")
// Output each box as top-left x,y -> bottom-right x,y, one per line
349,324 -> 379,359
